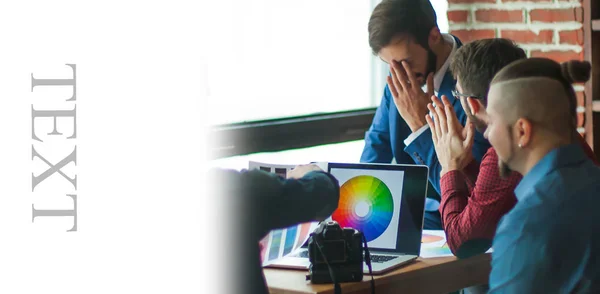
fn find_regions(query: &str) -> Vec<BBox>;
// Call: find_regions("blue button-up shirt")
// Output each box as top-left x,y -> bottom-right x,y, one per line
489,143 -> 600,293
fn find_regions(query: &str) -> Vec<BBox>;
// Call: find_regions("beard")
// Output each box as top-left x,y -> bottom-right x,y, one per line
497,126 -> 516,178
414,49 -> 438,87
424,49 -> 437,86
498,160 -> 514,178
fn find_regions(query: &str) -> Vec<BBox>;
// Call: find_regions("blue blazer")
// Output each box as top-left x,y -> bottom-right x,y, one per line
360,36 -> 490,197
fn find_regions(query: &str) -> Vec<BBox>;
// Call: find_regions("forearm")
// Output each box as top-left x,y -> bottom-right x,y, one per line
239,169 -> 339,234
274,171 -> 339,228
439,171 -> 475,255
461,159 -> 480,192
404,128 -> 443,194
361,132 -> 393,163
451,163 -> 489,257
440,154 -> 521,257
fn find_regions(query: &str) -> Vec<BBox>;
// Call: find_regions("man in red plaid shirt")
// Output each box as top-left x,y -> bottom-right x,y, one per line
424,38 -> 598,259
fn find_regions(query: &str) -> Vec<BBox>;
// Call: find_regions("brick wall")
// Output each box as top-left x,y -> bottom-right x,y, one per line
447,0 -> 587,135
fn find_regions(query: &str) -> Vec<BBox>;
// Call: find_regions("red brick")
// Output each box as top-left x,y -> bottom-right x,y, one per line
476,9 -> 523,23
530,50 -> 584,63
504,0 -> 551,2
577,112 -> 585,127
559,30 -> 584,45
448,0 -> 495,3
576,91 -> 585,107
448,10 -> 469,23
450,29 -> 497,43
530,8 -> 583,23
500,30 -> 553,44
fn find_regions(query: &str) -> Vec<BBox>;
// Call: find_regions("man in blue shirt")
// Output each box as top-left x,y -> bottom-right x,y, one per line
362,0 -> 490,228
485,58 -> 600,293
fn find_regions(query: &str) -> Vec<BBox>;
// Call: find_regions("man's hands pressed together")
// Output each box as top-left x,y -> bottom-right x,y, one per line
387,60 -> 434,132
425,95 -> 475,177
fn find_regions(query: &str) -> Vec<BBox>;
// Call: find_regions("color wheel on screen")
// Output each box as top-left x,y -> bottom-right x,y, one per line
332,175 -> 394,242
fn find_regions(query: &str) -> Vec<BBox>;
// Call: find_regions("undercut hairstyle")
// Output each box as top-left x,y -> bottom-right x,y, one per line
450,38 -> 526,105
368,0 -> 437,55
490,58 -> 591,136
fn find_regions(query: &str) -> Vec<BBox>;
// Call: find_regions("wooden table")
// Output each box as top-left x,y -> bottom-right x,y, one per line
265,254 -> 491,294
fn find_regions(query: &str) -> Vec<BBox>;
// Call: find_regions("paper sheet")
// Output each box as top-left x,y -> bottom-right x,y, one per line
249,161 -> 320,266
420,230 -> 453,258
420,230 -> 493,258
248,161 -> 296,179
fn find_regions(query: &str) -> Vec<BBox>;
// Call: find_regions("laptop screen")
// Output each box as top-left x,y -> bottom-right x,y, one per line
325,162 -> 428,255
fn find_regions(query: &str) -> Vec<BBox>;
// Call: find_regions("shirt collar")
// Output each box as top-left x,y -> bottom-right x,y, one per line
514,143 -> 589,201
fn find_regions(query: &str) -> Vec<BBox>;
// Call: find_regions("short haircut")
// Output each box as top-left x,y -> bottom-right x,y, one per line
368,0 -> 437,55
449,38 -> 526,105
489,58 -> 591,135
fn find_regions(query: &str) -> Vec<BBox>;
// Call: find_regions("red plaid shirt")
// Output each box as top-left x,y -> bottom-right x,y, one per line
439,135 -> 597,257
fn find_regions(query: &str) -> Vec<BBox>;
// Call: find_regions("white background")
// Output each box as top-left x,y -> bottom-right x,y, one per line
329,168 -> 404,250
0,1 -> 221,293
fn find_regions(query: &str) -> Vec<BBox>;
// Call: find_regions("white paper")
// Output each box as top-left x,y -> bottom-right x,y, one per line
249,161 -> 296,178
420,230 -> 493,258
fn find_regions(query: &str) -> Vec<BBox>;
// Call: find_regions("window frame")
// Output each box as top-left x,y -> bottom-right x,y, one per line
208,108 -> 376,159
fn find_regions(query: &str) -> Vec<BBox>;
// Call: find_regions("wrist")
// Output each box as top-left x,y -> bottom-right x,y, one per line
407,117 -> 427,133
441,164 -> 460,176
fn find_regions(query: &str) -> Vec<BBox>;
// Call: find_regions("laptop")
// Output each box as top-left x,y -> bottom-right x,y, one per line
264,162 -> 429,275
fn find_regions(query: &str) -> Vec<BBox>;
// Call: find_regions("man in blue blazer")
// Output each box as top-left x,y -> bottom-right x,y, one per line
362,0 -> 490,229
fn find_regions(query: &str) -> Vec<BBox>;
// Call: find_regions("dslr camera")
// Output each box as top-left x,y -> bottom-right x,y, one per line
307,221 -> 364,284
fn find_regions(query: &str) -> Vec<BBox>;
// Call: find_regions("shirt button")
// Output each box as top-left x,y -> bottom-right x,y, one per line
413,153 -> 424,164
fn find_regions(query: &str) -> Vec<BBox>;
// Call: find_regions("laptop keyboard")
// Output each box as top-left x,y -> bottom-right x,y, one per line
294,250 -> 399,263
368,255 -> 398,263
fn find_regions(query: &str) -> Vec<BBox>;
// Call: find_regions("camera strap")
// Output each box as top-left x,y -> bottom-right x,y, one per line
362,234 -> 375,294
310,227 -> 375,294
314,238 -> 343,294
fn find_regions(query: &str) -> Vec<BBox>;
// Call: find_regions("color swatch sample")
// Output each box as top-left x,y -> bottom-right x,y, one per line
332,175 -> 394,242
282,226 -> 298,256
294,222 -> 313,249
268,229 -> 283,261
420,230 -> 453,258
259,221 -> 320,266
420,244 -> 453,258
421,234 -> 444,243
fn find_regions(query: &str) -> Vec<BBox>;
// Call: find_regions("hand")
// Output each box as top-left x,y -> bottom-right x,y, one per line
287,164 -> 323,179
387,60 -> 434,132
425,95 -> 475,176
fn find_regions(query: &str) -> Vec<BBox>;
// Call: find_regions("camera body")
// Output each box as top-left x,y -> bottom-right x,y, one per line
307,221 -> 364,284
